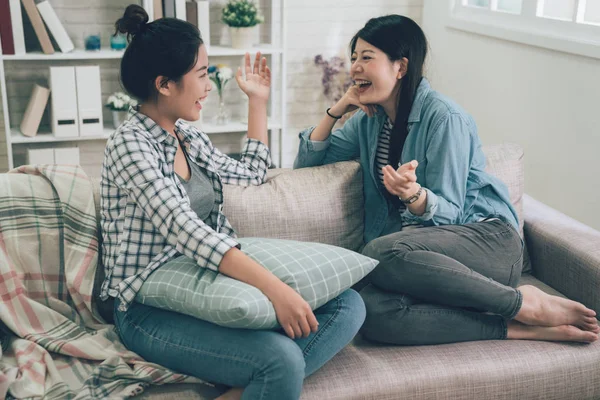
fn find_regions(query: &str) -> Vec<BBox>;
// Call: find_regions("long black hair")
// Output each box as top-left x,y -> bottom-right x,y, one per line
350,15 -> 428,168
114,4 -> 204,102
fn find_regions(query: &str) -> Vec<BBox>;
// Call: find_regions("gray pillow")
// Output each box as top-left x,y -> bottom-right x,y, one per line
223,161 -> 365,252
135,237 -> 378,329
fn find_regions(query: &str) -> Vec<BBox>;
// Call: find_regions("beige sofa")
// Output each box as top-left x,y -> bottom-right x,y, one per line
96,143 -> 600,400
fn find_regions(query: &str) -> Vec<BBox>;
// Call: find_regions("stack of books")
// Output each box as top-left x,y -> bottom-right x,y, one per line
0,0 -> 74,56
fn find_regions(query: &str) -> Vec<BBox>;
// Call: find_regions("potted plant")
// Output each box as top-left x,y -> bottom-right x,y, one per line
105,92 -> 137,128
222,0 -> 263,49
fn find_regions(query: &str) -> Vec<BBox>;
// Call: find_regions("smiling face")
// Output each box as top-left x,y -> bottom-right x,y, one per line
350,38 -> 403,108
162,44 -> 212,122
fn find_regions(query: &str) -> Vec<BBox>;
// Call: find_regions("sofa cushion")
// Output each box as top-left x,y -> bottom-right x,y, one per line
135,237 -> 377,329
223,161 -> 364,252
483,143 -> 524,233
483,143 -> 531,273
137,274 -> 600,400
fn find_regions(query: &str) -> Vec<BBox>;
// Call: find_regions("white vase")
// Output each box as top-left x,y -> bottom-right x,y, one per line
112,110 -> 126,129
229,26 -> 256,49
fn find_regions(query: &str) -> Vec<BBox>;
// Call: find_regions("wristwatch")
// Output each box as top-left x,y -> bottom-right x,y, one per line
400,185 -> 423,204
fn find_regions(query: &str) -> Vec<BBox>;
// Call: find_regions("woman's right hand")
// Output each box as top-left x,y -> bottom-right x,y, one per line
329,84 -> 377,118
264,281 -> 319,339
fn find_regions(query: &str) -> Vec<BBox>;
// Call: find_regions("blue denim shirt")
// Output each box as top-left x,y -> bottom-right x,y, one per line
294,78 -> 519,245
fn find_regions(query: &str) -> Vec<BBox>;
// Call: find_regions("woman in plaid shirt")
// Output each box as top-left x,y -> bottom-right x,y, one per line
102,5 -> 365,400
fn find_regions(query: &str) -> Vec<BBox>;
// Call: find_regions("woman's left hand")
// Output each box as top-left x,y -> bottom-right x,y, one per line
382,160 -> 419,199
235,52 -> 271,103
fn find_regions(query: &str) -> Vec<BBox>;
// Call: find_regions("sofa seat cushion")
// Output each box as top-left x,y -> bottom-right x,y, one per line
137,274 -> 600,400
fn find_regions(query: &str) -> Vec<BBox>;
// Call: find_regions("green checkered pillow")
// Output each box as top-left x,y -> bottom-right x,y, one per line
135,238 -> 378,329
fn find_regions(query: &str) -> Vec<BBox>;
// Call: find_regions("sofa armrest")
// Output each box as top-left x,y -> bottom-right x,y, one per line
523,194 -> 600,313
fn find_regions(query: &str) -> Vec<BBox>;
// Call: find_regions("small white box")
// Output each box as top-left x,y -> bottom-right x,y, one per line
27,148 -> 55,165
54,147 -> 80,165
50,66 -> 79,138
75,66 -> 103,136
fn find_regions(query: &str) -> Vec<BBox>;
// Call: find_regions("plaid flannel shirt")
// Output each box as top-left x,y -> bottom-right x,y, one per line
100,109 -> 271,311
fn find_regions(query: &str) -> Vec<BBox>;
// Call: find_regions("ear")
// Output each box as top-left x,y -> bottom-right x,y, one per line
397,57 -> 409,79
154,75 -> 173,97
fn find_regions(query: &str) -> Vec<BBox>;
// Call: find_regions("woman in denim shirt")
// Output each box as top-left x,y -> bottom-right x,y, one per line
295,15 -> 598,344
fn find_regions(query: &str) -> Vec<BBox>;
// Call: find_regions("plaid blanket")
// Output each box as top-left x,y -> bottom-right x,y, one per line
0,165 -> 202,399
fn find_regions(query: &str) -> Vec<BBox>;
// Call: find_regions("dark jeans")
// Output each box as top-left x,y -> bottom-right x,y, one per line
359,219 -> 524,345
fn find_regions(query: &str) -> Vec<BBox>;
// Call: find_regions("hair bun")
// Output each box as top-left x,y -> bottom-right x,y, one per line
115,4 -> 149,38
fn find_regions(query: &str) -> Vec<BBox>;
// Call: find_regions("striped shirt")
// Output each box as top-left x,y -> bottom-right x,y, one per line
375,118 -> 406,212
100,109 -> 271,311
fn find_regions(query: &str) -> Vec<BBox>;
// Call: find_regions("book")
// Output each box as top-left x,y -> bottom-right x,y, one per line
185,1 -> 197,26
0,0 -> 16,55
174,0 -> 186,20
195,1 -> 210,51
36,0 -> 74,53
20,84 -> 50,137
153,0 -> 163,19
9,0 -> 25,54
21,0 -> 54,54
142,0 -> 154,21
163,0 -> 175,18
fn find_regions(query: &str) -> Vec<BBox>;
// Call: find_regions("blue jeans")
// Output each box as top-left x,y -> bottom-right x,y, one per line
113,289 -> 365,400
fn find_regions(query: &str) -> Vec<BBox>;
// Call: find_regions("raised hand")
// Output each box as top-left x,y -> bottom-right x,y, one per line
235,52 -> 271,103
382,160 -> 419,199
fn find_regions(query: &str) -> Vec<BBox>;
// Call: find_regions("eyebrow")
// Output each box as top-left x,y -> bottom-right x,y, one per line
352,50 -> 376,56
196,66 -> 208,72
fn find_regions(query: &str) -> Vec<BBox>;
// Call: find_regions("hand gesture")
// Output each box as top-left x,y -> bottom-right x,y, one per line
330,84 -> 378,118
235,52 -> 271,103
382,160 -> 419,199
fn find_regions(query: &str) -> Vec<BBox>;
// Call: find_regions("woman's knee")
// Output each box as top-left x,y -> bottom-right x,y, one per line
337,289 -> 367,330
258,335 -> 306,384
363,237 -> 417,288
359,285 -> 409,343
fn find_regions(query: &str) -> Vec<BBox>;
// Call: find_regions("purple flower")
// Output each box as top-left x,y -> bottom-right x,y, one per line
315,54 -> 352,103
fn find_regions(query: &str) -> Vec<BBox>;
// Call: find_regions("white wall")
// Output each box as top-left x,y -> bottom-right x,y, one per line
422,1 -> 600,230
282,0 -> 424,166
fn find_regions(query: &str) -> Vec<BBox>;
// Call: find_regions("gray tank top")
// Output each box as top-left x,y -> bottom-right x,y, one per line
177,157 -> 216,224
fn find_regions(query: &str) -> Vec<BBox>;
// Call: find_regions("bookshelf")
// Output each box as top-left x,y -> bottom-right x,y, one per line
0,0 -> 286,173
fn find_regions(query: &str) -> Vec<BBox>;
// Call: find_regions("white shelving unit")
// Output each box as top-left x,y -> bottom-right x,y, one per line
0,0 -> 286,170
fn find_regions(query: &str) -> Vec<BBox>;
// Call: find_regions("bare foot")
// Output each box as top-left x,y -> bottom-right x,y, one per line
515,285 -> 597,330
216,388 -> 243,400
507,320 -> 598,343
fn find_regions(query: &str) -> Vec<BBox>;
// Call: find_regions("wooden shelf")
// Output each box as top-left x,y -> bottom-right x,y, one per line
2,49 -> 125,61
209,45 -> 283,56
11,128 -> 113,144
10,121 -> 282,144
1,45 -> 283,61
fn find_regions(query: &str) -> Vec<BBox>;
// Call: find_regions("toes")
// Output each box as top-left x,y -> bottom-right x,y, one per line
565,326 -> 599,343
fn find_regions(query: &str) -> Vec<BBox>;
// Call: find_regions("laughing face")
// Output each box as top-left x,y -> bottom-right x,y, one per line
169,44 -> 212,122
350,38 -> 403,109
